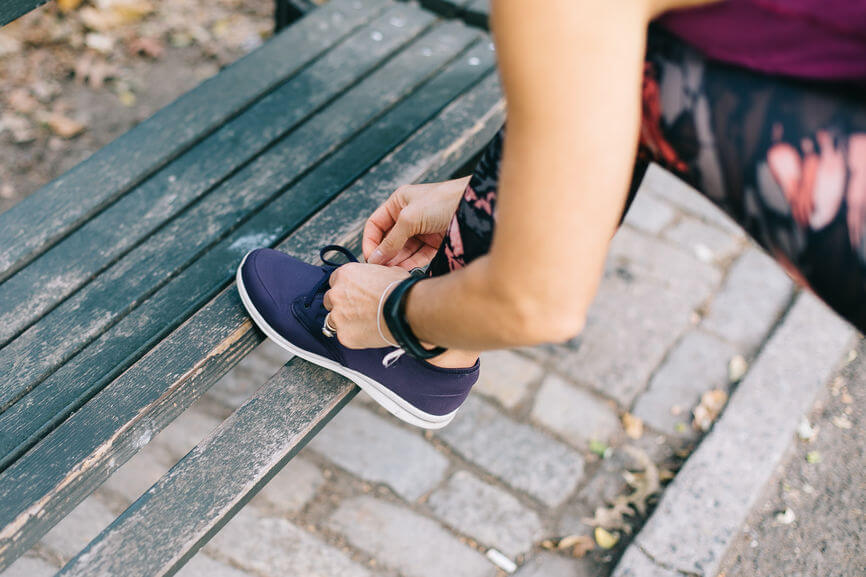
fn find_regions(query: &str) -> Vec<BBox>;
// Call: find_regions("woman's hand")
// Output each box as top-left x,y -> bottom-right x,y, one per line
323,262 -> 409,349
362,177 -> 469,269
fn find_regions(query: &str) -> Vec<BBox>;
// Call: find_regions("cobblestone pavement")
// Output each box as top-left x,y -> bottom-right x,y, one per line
4,165 -> 855,577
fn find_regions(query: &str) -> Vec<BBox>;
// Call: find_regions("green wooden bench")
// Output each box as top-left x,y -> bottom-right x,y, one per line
0,0 -> 504,574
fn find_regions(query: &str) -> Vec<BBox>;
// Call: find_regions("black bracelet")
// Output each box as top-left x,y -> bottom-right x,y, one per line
383,271 -> 447,360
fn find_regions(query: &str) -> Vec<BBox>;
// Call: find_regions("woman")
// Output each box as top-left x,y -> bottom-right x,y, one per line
237,0 -> 866,428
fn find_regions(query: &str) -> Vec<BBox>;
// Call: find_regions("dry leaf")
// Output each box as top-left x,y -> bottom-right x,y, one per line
38,112 -> 86,138
594,527 -> 620,549
128,36 -> 164,58
728,355 -> 748,382
85,32 -> 116,53
693,389 -> 728,432
774,508 -> 795,525
0,32 -> 22,58
0,113 -> 36,143
557,534 -> 595,558
75,55 -> 118,89
57,0 -> 85,12
831,415 -> 852,429
622,413 -> 644,440
8,89 -> 39,115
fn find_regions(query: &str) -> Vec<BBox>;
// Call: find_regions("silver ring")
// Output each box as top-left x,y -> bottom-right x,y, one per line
322,312 -> 337,338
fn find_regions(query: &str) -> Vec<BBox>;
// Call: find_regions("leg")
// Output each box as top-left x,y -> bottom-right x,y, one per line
635,26 -> 866,332
430,28 -> 866,335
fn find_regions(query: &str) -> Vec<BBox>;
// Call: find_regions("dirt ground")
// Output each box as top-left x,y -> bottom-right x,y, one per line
0,0 -> 274,214
721,340 -> 866,577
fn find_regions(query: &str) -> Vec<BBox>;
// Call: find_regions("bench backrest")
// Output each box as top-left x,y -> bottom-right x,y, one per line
1,0 -> 48,27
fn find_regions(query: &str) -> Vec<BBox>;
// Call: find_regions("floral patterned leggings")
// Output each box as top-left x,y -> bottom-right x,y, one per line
428,27 -> 866,333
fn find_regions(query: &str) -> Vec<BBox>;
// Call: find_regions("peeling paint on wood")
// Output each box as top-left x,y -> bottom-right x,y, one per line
0,13 -> 505,573
0,0 -> 390,283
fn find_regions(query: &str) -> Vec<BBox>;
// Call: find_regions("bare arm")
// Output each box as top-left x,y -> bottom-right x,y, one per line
401,0 -> 716,350
402,0 -> 646,349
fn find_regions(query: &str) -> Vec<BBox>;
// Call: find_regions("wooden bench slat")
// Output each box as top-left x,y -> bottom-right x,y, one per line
0,20 -> 487,473
0,70 -> 504,571
0,0 -> 48,27
0,5 -> 445,414
60,359 -> 356,577
0,0 -> 389,284
0,2 -> 424,349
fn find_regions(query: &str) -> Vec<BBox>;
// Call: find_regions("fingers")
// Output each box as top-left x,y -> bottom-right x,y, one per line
362,196 -> 401,259
323,288 -> 333,310
368,210 -> 415,264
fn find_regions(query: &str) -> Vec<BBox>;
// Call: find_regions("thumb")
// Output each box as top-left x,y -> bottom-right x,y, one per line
368,214 -> 414,264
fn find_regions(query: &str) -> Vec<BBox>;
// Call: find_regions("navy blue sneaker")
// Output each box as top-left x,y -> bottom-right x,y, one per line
236,245 -> 479,429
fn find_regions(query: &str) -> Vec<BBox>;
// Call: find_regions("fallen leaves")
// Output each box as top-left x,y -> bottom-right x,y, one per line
540,534 -> 595,558
728,354 -> 748,382
622,413 -> 644,440
774,508 -> 795,525
0,113 -> 36,143
831,415 -> 853,430
583,446 -> 661,533
693,389 -> 728,432
57,0 -> 86,12
36,111 -> 86,138
594,527 -> 620,549
0,32 -> 22,58
8,89 -> 39,114
128,35 -> 163,58
805,450 -> 822,464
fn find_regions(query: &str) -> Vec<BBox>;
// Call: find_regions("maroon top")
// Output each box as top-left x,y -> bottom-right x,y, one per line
657,0 -> 866,82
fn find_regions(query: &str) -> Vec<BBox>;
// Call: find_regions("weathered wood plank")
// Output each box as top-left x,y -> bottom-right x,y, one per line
0,0 -> 48,27
0,0 -> 389,284
0,2 -> 423,348
59,359 -> 356,577
0,68 -> 504,572
0,29 -> 490,472
0,7 -> 446,413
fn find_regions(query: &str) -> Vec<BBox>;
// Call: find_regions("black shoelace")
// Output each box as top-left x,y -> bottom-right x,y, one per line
303,245 -> 358,309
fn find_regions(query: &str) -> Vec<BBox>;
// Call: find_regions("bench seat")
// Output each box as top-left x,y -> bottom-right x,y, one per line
0,0 -> 504,571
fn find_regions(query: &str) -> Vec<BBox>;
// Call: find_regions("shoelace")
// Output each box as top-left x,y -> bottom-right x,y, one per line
303,245 -> 358,308
305,245 -> 406,367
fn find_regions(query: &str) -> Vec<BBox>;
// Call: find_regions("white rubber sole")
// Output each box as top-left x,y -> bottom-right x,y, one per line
236,253 -> 457,429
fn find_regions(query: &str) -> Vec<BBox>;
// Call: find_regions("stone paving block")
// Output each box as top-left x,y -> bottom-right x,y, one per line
207,508 -> 371,577
208,340 -> 291,409
642,163 -> 743,236
152,404 -> 223,461
607,227 -> 722,307
547,272 -> 697,406
427,470 -> 544,558
176,553 -> 254,577
632,293 -> 854,577
99,442 -> 171,505
531,374 -> 622,448
474,349 -> 543,409
40,496 -> 115,562
632,330 -> 738,437
514,551 -> 603,577
308,403 -> 448,501
701,247 -> 794,351
436,396 -> 585,507
328,495 -> 495,577
612,546 -> 680,577
0,555 -> 57,577
663,217 -> 741,263
623,192 -> 676,235
250,456 -> 324,515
